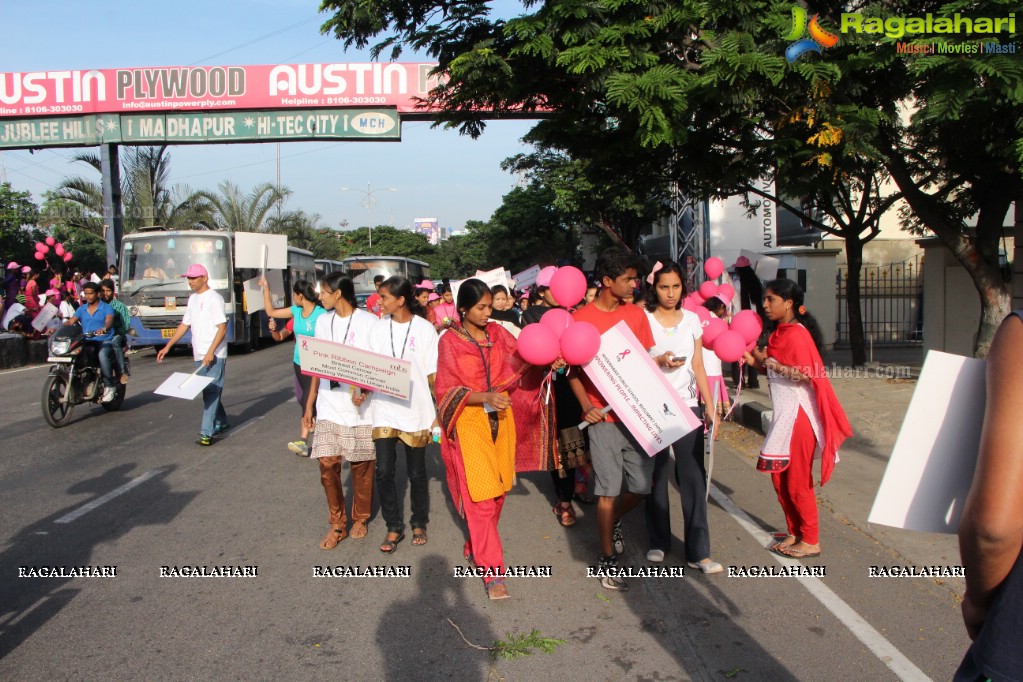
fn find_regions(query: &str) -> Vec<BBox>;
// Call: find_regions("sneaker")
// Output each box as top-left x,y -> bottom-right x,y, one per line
612,519 -> 625,555
101,385 -> 117,403
196,434 -> 213,446
687,559 -> 724,574
213,422 -> 232,436
646,549 -> 665,563
288,440 -> 309,457
596,554 -> 628,591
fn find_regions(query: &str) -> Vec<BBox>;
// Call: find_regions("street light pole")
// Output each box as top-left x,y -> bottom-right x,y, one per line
340,182 -> 398,249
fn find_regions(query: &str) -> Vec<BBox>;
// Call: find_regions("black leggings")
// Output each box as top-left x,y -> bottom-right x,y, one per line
293,362 -> 313,415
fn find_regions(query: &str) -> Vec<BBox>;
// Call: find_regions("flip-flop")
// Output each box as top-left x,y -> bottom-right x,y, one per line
380,532 -> 405,554
776,545 -> 821,559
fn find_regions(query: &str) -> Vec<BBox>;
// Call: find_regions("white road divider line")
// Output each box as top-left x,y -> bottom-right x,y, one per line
708,483 -> 931,682
0,364 -> 49,375
54,467 -> 169,524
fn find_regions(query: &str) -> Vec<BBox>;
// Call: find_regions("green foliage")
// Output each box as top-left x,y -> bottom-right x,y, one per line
491,630 -> 566,660
0,182 -> 42,267
191,181 -> 291,232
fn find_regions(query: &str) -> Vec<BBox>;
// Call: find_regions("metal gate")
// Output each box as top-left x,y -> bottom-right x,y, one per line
835,255 -> 923,345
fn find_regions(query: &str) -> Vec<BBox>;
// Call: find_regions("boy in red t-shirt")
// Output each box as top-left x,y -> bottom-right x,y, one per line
569,248 -> 673,591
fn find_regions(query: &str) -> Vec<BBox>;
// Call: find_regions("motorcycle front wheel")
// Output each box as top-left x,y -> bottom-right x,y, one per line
42,372 -> 75,428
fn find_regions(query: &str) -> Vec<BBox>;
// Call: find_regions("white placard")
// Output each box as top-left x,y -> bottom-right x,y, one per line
242,271 -> 286,314
32,303 -> 59,332
298,335 -> 411,400
738,249 -> 780,281
868,351 -> 985,533
513,265 -> 541,290
582,321 -> 702,456
234,232 -> 287,270
155,371 -> 216,400
473,267 -> 513,292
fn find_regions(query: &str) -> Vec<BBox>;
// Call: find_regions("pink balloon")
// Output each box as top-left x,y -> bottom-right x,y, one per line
63,253 -> 73,262
730,312 -> 761,345
690,291 -> 706,304
702,317 -> 727,349
560,321 -> 601,365
549,266 -> 587,308
45,236 -> 56,246
539,307 -> 573,340
714,330 -> 746,363
35,241 -> 46,252
34,251 -> 45,260
717,283 -> 735,303
693,305 -> 710,324
746,339 -> 757,352
517,323 -> 561,366
698,281 -> 718,299
682,296 -> 699,312
55,244 -> 65,257
704,257 -> 724,280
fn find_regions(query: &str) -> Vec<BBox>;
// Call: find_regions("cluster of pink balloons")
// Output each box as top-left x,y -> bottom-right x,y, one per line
517,265 -> 600,366
702,310 -> 763,363
34,236 -> 73,263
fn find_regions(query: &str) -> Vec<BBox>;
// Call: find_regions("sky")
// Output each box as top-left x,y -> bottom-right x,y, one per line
0,0 -> 536,234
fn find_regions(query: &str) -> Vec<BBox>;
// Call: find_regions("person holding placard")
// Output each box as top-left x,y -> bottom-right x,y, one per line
954,310 -> 1023,682
260,276 -> 326,457
302,272 -> 379,549
643,262 -> 721,573
745,279 -> 850,559
367,277 -> 439,553
156,264 -> 230,446
435,279 -> 532,599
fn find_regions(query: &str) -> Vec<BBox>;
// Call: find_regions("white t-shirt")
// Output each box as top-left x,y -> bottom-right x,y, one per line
182,288 -> 228,361
2,302 -> 25,330
367,314 -> 438,432
59,300 -> 77,322
701,313 -> 724,376
313,308 -> 378,427
647,308 -> 703,407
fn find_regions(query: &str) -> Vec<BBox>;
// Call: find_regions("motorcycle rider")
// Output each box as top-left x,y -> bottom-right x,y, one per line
66,281 -> 117,402
99,279 -> 131,384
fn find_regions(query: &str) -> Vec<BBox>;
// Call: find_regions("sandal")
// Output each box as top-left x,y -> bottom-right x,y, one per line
411,528 -> 428,546
319,525 -> 348,550
380,531 -> 405,554
553,504 -> 577,527
777,543 -> 821,559
768,534 -> 798,552
350,521 -> 368,539
486,578 -> 510,600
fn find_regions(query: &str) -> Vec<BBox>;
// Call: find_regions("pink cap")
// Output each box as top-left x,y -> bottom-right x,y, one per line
21,266 -> 31,274
181,264 -> 208,278
733,256 -> 751,268
519,292 -> 529,299
416,279 -> 435,290
427,292 -> 440,302
45,288 -> 60,297
535,266 -> 558,288
6,261 -> 19,269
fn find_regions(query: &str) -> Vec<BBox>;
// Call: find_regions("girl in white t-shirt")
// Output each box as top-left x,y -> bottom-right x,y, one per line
303,273 -> 379,549
367,277 -> 439,554
700,296 -> 732,427
643,262 -> 721,574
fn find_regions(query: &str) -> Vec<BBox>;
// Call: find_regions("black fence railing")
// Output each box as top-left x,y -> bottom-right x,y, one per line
836,255 -> 923,346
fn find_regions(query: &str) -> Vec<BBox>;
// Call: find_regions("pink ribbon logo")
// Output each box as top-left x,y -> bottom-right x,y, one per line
616,349 -> 631,362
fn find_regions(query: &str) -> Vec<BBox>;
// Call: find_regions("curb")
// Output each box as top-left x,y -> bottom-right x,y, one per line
737,399 -> 772,435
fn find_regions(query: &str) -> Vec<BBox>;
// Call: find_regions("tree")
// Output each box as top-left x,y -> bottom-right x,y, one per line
192,180 -> 291,232
0,182 -> 42,267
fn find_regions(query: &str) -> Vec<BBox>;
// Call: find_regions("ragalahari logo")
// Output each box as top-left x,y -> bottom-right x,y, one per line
784,6 -> 840,61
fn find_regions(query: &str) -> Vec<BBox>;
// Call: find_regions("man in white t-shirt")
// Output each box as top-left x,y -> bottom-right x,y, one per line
156,263 -> 230,446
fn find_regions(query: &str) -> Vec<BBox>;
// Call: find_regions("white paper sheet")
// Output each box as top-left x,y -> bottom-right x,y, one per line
868,350 -> 986,533
234,232 -> 287,270
242,271 -> 285,314
154,371 -> 216,400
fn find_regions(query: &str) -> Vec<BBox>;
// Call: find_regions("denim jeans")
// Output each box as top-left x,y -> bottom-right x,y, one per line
195,357 -> 228,437
89,340 -> 116,387
100,335 -> 127,378
374,437 -> 429,533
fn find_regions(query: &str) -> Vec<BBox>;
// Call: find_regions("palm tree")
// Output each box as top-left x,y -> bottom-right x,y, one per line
192,180 -> 291,232
265,209 -> 326,251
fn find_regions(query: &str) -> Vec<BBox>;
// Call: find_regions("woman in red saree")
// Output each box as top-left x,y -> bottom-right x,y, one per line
746,279 -> 851,559
435,279 -> 554,600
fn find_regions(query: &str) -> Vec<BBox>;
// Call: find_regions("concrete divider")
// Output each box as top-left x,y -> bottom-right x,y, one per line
0,333 -> 27,369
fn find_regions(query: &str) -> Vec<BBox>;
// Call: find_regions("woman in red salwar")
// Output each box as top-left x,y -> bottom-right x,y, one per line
745,279 -> 852,560
435,279 -> 545,600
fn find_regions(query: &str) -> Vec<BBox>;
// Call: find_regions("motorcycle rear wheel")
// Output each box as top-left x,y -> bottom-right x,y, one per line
42,373 -> 75,428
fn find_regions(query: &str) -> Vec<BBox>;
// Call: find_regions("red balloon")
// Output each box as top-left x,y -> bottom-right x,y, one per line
539,307 -> 573,341
517,323 -> 561,366
560,321 -> 601,365
704,257 -> 724,280
714,330 -> 746,363
698,281 -> 718,299
549,266 -> 587,308
63,253 -> 73,262
34,251 -> 45,260
45,236 -> 56,246
717,283 -> 735,303
702,317 -> 727,349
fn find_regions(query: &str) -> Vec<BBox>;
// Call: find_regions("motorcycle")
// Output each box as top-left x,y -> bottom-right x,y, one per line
42,324 -> 130,427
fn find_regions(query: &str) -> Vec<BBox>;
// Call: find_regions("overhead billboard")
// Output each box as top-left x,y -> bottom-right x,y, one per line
0,108 -> 400,149
414,218 -> 439,245
0,63 -> 443,118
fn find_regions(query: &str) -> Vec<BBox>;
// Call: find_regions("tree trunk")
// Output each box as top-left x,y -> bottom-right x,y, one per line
844,236 -> 867,366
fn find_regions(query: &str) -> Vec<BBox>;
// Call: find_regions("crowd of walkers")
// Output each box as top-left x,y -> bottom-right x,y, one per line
249,247 -> 851,601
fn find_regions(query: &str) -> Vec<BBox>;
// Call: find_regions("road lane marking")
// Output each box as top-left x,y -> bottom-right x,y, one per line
54,468 -> 169,524
709,483 -> 930,681
0,364 -> 49,375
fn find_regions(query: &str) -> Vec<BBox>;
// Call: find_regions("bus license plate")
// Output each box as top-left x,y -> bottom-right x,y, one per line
161,328 -> 177,338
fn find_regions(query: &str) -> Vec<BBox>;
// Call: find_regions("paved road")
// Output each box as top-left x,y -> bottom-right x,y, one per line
0,344 -> 968,680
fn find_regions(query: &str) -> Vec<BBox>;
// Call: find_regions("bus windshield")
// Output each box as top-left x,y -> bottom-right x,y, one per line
121,235 -> 232,295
